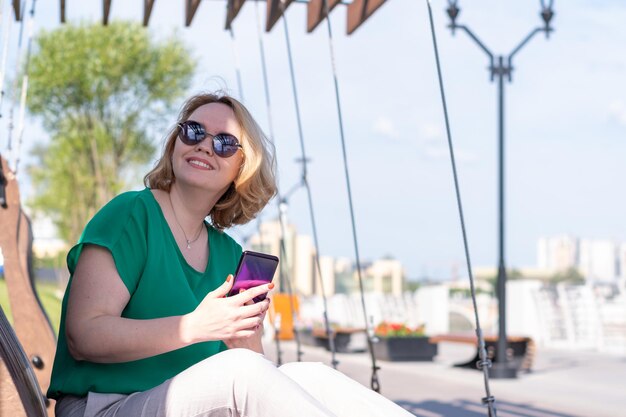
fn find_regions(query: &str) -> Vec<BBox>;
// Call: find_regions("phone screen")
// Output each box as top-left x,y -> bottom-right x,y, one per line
228,251 -> 279,302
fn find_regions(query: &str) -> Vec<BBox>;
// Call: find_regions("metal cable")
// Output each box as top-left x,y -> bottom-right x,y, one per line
320,0 -> 380,392
5,0 -> 27,169
14,0 -> 37,175
227,24 -> 245,102
276,202 -> 304,361
279,0 -> 338,368
254,0 -> 303,362
425,1 -> 497,415
0,0 -> 14,122
254,0 -> 275,140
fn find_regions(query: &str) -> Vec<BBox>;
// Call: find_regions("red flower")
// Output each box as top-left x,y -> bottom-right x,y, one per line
374,321 -> 426,338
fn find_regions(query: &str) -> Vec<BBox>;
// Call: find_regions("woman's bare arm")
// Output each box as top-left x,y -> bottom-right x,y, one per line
65,245 -> 271,363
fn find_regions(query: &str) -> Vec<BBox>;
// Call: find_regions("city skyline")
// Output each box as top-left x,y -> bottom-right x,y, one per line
2,0 -> 625,279
538,234 -> 626,282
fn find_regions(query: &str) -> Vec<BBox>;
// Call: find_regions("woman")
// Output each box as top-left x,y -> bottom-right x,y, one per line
48,92 -> 414,417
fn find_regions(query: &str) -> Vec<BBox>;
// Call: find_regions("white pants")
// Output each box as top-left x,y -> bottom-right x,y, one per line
55,349 -> 414,417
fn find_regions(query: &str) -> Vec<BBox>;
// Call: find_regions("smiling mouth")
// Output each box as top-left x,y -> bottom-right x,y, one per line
188,159 -> 214,170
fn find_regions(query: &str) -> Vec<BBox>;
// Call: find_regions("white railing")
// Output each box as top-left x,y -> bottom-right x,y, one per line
297,281 -> 626,355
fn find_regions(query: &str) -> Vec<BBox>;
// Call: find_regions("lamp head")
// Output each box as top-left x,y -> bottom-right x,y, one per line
446,0 -> 460,32
541,7 -> 554,26
540,0 -> 555,37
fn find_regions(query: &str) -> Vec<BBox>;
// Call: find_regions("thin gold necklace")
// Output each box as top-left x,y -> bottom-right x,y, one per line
168,192 -> 203,249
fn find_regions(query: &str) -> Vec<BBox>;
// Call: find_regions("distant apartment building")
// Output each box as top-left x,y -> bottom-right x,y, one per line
537,235 -> 578,272
248,220 -> 405,296
537,235 -> 625,283
579,239 -> 619,282
312,256 -> 404,296
316,256 -> 337,296
363,257 -> 404,295
618,244 -> 626,278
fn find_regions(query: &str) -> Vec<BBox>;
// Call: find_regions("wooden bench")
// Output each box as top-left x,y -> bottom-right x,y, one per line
309,327 -> 366,353
1,154 -> 57,416
429,333 -> 536,372
1,306 -> 49,417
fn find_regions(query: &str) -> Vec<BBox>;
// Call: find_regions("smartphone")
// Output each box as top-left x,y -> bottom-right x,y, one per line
228,250 -> 279,302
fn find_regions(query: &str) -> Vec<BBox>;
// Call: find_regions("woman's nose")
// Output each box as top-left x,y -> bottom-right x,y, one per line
196,139 -> 214,156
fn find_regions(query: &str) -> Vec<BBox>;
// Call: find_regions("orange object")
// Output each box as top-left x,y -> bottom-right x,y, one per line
269,293 -> 300,340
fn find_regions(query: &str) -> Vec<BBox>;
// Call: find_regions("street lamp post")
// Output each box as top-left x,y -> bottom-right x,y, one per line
445,0 -> 555,378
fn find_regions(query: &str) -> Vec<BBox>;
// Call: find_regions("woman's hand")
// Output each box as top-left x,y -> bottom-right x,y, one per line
223,290 -> 271,353
182,276 -> 272,347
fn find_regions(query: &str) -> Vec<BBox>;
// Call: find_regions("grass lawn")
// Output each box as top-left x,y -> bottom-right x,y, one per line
0,278 -> 63,335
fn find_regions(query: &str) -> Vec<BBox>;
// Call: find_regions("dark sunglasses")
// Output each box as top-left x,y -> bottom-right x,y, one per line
177,120 -> 242,158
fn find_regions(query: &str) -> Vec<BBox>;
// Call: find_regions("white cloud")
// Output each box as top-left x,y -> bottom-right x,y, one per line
409,121 -> 475,161
372,116 -> 400,139
609,99 -> 626,126
424,145 -> 477,162
419,123 -> 443,141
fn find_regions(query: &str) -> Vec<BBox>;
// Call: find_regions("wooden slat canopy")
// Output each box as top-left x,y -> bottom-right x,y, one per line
52,0 -> 387,35
185,0 -> 202,27
103,0 -> 112,25
12,0 -> 21,20
225,0 -> 246,30
265,0 -> 294,32
347,0 -> 387,35
144,0 -> 156,26
60,0 -> 66,23
306,0 -> 342,33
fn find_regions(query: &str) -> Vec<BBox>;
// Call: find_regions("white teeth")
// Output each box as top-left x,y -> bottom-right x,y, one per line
189,160 -> 211,169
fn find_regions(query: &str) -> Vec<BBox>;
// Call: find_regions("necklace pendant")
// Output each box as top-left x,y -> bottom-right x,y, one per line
186,240 -> 191,249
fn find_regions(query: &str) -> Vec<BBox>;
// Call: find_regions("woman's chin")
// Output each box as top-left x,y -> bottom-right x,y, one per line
176,175 -> 230,195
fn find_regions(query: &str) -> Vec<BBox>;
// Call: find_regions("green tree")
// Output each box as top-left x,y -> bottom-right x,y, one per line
26,21 -> 194,243
403,280 -> 421,292
485,268 -> 524,295
549,267 -> 585,285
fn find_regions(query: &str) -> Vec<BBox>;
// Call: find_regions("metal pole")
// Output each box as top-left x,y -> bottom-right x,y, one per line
278,200 -> 304,362
497,54 -> 506,367
491,55 -> 516,378
445,0 -> 554,379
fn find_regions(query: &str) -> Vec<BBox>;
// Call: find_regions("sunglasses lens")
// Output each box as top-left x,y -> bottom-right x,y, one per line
213,134 -> 241,158
178,121 -> 206,145
178,121 -> 241,158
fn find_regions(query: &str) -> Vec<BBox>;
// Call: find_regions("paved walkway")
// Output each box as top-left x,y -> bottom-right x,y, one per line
263,339 -> 626,417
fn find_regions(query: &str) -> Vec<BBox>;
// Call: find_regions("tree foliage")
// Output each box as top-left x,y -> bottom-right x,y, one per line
26,21 -> 194,243
549,267 -> 585,284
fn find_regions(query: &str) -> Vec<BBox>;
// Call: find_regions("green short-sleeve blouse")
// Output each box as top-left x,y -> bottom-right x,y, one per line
47,188 -> 242,399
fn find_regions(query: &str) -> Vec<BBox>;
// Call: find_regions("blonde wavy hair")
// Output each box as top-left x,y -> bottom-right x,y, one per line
144,92 -> 277,230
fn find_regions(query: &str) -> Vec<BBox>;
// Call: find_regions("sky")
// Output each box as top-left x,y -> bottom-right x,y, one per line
1,0 -> 625,280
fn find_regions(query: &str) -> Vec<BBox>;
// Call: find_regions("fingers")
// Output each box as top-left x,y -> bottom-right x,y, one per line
229,329 -> 257,339
239,288 -> 254,306
239,299 -> 270,318
237,315 -> 264,330
223,316 -> 264,340
208,275 -> 234,299
232,282 -> 274,305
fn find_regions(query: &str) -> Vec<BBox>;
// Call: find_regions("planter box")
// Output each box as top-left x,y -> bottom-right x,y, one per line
429,334 -> 535,373
373,337 -> 438,361
298,328 -> 325,348
300,327 -> 365,353
313,331 -> 353,353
